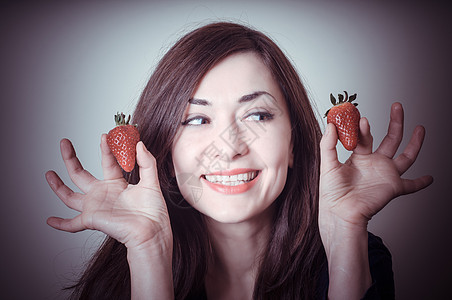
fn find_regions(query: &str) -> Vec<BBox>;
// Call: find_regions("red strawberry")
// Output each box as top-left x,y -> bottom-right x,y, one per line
106,112 -> 140,172
324,91 -> 360,151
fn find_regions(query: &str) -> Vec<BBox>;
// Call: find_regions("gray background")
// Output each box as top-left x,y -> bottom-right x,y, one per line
2,1 -> 450,299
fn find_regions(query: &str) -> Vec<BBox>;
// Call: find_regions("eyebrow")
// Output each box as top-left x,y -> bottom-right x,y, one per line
239,91 -> 276,104
188,98 -> 211,106
188,91 -> 276,106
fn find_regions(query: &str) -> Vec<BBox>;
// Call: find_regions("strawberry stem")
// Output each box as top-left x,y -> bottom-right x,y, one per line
324,91 -> 359,117
114,112 -> 131,126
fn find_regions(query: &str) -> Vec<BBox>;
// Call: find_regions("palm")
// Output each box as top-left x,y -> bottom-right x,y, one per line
321,152 -> 404,224
46,136 -> 171,250
319,103 -> 432,227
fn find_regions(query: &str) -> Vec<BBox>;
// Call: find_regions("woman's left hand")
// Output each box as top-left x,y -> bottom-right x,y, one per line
319,102 -> 433,299
319,102 -> 433,231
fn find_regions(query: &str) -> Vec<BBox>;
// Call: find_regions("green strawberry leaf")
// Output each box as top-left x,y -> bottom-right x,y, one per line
330,93 -> 337,105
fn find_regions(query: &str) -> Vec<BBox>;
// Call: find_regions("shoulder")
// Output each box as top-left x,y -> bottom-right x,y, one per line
365,232 -> 395,299
316,232 -> 395,299
367,232 -> 394,281
368,232 -> 393,265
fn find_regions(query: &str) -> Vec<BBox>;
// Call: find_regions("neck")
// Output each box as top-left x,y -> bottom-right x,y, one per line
204,205 -> 274,299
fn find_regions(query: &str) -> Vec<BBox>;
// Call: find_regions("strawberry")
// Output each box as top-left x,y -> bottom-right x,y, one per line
324,91 -> 360,151
106,112 -> 140,172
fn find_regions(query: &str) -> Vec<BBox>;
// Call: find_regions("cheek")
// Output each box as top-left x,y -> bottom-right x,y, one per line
172,140 -> 202,204
172,132 -> 211,194
254,129 -> 292,190
255,127 -> 292,167
172,139 -> 197,174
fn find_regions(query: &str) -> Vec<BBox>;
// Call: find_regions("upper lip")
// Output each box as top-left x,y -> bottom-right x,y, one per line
203,168 -> 259,176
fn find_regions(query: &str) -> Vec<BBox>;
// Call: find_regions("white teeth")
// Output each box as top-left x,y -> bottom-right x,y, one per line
204,171 -> 258,185
220,180 -> 246,186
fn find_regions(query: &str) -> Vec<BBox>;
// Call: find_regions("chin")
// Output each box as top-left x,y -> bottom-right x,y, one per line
204,210 -> 252,224
196,200 -> 275,226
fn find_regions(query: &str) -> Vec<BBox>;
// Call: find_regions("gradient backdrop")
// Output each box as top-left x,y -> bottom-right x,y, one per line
2,1 -> 450,299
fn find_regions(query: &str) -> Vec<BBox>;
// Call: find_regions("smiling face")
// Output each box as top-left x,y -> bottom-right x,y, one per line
171,52 -> 293,223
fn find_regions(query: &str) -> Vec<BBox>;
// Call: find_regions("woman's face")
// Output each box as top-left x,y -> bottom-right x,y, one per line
172,52 -> 293,223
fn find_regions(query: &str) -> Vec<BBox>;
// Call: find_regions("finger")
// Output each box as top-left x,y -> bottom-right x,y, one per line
47,215 -> 85,233
394,125 -> 426,174
376,102 -> 404,158
320,123 -> 340,173
60,139 -> 97,193
354,117 -> 373,155
400,175 -> 433,196
46,170 -> 83,211
100,134 -> 124,180
136,141 -> 160,189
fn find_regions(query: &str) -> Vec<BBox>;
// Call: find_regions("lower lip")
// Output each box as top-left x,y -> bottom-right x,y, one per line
202,172 -> 260,195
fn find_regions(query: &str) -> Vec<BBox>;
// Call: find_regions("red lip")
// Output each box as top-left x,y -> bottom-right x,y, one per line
201,169 -> 260,195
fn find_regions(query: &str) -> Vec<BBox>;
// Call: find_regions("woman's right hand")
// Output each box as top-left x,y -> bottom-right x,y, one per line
46,135 -> 173,252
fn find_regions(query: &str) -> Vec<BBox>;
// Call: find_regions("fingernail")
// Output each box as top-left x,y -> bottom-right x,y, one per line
140,141 -> 147,152
45,171 -> 53,183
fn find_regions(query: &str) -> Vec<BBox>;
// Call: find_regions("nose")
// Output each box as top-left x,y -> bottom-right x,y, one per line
201,121 -> 251,169
196,119 -> 254,173
213,121 -> 251,162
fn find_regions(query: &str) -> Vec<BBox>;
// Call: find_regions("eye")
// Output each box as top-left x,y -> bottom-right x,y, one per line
181,115 -> 210,126
243,111 -> 274,122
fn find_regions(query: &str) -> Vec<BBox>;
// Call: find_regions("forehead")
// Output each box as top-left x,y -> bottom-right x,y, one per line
193,52 -> 282,100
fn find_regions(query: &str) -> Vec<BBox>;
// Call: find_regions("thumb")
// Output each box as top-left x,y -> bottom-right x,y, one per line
320,123 -> 340,172
136,141 -> 160,189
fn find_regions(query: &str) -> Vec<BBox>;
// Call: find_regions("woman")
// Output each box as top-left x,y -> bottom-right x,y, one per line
46,22 -> 432,299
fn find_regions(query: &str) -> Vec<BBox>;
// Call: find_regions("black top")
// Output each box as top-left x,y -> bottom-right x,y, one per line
316,232 -> 395,299
186,232 -> 395,299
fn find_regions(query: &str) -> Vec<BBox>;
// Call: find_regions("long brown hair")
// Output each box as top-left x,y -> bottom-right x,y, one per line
69,22 -> 325,299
